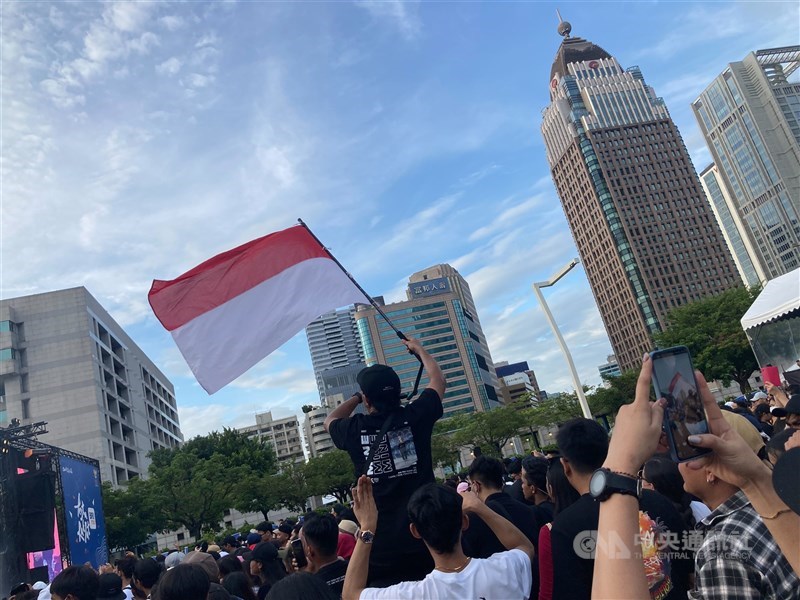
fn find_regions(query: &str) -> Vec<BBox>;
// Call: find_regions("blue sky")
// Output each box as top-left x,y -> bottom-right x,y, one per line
2,1 -> 798,439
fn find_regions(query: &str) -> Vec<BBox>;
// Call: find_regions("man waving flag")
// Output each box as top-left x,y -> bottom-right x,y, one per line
148,224 -> 368,394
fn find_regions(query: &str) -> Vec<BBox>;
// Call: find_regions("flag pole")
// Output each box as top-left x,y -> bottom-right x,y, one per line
298,219 -> 425,400
297,219 -> 408,342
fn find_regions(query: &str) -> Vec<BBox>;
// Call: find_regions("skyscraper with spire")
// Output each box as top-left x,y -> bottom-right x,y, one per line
540,18 -> 740,371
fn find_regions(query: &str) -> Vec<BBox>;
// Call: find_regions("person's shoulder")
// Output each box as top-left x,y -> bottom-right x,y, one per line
552,494 -> 594,532
412,387 -> 442,403
641,489 -> 683,521
329,413 -> 363,437
485,494 -> 513,518
406,388 -> 442,420
486,548 -> 530,566
318,558 -> 348,576
360,578 -> 427,599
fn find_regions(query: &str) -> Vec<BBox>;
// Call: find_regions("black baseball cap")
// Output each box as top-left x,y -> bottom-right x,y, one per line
97,573 -> 126,600
357,364 -> 401,402
772,395 -> 800,418
754,404 -> 772,418
251,541 -> 278,562
773,447 -> 800,516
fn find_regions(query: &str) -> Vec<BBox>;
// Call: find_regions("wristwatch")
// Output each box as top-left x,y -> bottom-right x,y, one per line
589,468 -> 641,502
355,529 -> 375,544
353,391 -> 364,403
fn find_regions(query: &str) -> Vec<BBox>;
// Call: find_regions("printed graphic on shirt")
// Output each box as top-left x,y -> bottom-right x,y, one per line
361,426 -> 418,479
639,510 -> 673,600
361,434 -> 393,476
387,427 -> 418,470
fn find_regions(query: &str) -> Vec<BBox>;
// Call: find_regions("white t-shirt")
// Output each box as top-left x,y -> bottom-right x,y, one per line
359,548 -> 532,600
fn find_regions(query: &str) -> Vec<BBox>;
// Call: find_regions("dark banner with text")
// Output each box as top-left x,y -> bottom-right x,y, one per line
60,456 -> 108,567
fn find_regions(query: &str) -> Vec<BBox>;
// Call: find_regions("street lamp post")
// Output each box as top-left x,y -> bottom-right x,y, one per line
532,258 -> 592,419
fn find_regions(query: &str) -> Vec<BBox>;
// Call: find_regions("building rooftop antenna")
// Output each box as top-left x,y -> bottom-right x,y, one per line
556,9 -> 572,38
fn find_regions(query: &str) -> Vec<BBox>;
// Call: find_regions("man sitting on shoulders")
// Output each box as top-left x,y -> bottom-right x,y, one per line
343,475 -> 535,600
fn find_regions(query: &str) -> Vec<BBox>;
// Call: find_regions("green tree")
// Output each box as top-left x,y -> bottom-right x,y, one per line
233,472 -> 283,521
304,450 -> 354,504
102,478 -> 163,551
654,286 -> 759,393
587,369 -> 640,418
145,428 -> 277,539
273,462 -> 311,512
527,393 -> 582,428
431,419 -> 463,472
452,401 -> 531,457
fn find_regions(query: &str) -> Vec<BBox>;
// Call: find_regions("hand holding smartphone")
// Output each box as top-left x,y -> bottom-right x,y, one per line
650,346 -> 711,462
290,537 -> 307,569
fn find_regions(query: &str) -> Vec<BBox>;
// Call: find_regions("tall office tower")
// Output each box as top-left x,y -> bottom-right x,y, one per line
305,307 -> 366,405
0,287 -> 184,485
692,46 -> 800,280
355,264 -> 501,416
238,410 -> 305,464
540,20 -> 739,371
699,164 -> 766,286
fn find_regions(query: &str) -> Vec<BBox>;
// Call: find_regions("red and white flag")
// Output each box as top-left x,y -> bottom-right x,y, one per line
148,225 -> 368,394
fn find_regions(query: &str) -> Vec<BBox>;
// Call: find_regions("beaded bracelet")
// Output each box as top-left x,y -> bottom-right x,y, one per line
611,469 -> 639,480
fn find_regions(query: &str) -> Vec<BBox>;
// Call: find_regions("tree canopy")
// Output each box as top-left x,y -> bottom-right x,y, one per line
103,428 -> 280,541
588,369 -> 640,417
654,286 -> 759,393
102,478 -> 161,551
303,450 -> 354,503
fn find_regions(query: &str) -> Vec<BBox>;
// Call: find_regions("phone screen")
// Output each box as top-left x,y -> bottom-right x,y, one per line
651,346 -> 710,462
290,538 -> 307,569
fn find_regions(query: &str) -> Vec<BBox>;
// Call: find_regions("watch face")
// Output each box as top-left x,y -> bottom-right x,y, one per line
589,469 -> 607,497
360,530 -> 374,544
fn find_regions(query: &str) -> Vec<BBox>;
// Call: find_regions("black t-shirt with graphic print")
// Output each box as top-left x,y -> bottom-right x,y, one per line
328,388 -> 442,567
315,559 -> 348,598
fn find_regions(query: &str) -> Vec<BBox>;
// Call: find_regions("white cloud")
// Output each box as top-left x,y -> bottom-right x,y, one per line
469,194 -> 544,241
49,6 -> 66,29
636,2 -> 800,61
39,78 -> 86,108
184,72 -> 214,89
156,57 -> 183,76
195,33 -> 220,48
355,0 -> 422,41
159,15 -> 186,31
458,163 -> 499,188
656,72 -> 714,107
128,31 -> 159,55
106,1 -> 154,33
83,21 -> 126,63
230,367 -> 318,394
256,146 -> 296,188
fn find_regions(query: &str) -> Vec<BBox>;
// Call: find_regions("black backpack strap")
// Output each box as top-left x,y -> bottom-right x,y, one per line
361,411 -> 396,477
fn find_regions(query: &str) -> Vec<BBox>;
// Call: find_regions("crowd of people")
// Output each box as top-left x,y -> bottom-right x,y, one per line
6,338 -> 800,600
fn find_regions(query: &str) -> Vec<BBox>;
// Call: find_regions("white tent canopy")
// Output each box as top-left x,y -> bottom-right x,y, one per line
740,267 -> 800,330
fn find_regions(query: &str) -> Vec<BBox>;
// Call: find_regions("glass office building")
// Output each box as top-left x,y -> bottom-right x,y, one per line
692,46 -> 800,280
540,21 -> 738,371
355,264 -> 501,416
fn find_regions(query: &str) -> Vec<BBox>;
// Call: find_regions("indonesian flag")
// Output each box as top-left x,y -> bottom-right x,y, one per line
148,225 -> 368,394
668,371 -> 694,402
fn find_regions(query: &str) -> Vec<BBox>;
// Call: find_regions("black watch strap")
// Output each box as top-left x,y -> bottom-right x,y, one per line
591,468 -> 640,502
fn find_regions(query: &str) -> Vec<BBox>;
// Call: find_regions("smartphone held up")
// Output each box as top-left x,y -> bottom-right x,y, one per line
290,537 -> 307,569
650,346 -> 711,463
